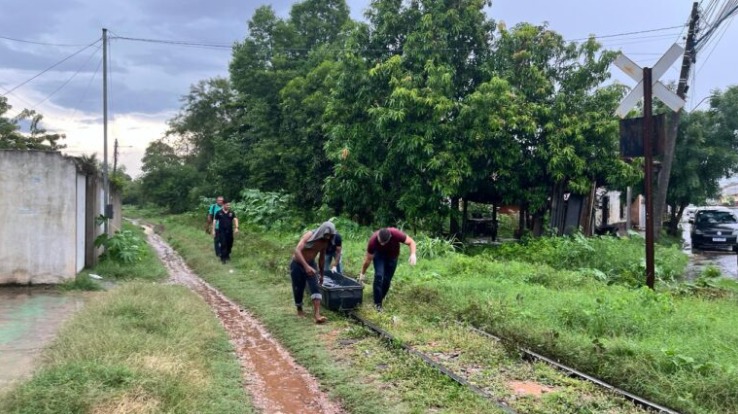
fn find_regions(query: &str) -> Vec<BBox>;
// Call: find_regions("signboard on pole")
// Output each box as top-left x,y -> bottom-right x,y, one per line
619,114 -> 667,158
613,44 -> 685,289
614,43 -> 686,118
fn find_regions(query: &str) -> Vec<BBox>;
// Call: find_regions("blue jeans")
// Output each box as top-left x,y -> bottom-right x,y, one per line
290,260 -> 322,309
373,254 -> 398,306
323,253 -> 343,274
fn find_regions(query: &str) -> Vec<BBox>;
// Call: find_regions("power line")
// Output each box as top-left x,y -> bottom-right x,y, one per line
111,34 -> 232,49
0,34 -> 93,47
110,24 -> 688,53
1,40 -> 101,97
565,24 -> 687,42
68,56 -> 103,120
32,43 -> 103,108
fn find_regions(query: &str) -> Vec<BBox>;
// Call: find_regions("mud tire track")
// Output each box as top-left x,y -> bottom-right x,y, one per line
142,225 -> 343,414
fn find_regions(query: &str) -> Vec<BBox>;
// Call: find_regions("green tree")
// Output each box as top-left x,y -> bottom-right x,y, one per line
139,140 -> 202,212
665,86 -> 738,235
488,23 -> 632,234
0,98 -> 65,150
227,0 -> 351,206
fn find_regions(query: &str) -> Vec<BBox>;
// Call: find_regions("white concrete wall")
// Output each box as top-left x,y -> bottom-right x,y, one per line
76,174 -> 86,272
0,151 -> 78,284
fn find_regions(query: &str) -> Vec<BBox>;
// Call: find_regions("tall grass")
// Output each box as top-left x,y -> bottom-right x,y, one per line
137,213 -> 508,414
0,283 -> 251,414
491,233 -> 688,286
391,250 -> 738,414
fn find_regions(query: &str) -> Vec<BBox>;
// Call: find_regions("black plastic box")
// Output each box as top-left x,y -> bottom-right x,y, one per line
320,270 -> 363,311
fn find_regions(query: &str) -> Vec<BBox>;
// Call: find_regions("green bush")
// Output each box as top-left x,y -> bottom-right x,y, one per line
94,230 -> 146,264
490,233 -> 688,286
235,189 -> 302,231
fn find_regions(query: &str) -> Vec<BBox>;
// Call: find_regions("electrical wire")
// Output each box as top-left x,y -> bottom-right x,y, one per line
566,24 -> 687,42
68,56 -> 103,120
109,24 -> 689,53
695,16 -> 733,77
0,34 -> 93,47
32,43 -> 103,108
110,34 -> 232,49
1,39 -> 101,97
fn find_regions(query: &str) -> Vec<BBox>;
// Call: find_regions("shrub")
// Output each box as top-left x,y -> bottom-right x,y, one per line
94,230 -> 146,264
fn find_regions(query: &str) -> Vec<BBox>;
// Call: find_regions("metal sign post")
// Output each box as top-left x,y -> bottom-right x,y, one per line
614,44 -> 686,289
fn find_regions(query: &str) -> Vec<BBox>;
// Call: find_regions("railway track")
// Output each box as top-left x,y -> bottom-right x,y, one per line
348,312 -> 680,414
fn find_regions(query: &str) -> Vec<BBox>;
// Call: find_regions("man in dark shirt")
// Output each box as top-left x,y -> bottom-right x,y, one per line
213,201 -> 239,264
359,227 -> 417,312
323,232 -> 343,274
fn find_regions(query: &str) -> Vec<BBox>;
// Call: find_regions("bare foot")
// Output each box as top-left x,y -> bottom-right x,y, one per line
314,316 -> 327,324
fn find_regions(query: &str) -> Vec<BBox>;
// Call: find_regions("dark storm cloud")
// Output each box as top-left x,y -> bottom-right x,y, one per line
1,0 -> 368,117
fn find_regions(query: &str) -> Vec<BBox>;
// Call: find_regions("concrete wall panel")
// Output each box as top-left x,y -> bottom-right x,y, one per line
0,151 -> 78,284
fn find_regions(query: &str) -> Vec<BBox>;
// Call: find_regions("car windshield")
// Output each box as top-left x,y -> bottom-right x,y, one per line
696,211 -> 737,224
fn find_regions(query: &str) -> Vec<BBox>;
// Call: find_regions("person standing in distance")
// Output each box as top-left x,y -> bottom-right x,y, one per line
206,196 -> 224,257
359,227 -> 417,312
213,201 -> 239,264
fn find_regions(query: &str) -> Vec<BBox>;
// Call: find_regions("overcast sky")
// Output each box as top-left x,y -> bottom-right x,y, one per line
1,0 -> 736,177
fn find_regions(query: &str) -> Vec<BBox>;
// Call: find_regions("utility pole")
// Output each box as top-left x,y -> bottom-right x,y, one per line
654,2 -> 699,239
102,28 -> 109,235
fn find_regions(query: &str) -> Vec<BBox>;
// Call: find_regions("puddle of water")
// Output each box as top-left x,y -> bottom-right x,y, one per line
0,287 -> 91,390
142,224 -> 343,414
682,222 -> 738,280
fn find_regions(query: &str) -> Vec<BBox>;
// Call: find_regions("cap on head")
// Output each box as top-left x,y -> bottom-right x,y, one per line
378,228 -> 391,244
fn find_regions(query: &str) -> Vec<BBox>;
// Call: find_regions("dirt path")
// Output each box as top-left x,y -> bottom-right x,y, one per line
142,224 -> 343,414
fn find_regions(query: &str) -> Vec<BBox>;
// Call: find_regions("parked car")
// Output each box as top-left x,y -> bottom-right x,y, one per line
690,208 -> 738,251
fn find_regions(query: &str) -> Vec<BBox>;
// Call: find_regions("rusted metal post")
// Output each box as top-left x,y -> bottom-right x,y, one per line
643,67 -> 655,289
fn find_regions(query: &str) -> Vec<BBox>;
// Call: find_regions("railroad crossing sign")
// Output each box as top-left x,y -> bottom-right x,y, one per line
614,43 -> 686,118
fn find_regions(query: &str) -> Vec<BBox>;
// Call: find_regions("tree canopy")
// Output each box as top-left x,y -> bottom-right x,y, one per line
143,0 -> 646,234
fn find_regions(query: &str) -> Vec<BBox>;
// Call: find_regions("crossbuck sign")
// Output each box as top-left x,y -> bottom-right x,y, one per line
614,43 -> 686,118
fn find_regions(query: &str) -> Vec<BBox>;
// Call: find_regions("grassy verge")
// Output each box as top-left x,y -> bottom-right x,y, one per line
133,211 -> 509,414
0,282 -> 252,414
136,206 -> 738,413
385,254 -> 738,413
132,210 -> 658,413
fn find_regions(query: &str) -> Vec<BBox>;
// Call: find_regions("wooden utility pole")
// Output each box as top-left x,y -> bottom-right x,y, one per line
653,2 -> 699,239
643,68 -> 655,288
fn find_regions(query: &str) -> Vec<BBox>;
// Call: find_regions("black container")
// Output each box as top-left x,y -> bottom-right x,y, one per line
320,270 -> 363,311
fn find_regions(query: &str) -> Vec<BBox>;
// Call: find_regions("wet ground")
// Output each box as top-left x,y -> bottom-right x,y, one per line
141,224 -> 343,414
682,221 -> 738,280
0,287 -> 90,390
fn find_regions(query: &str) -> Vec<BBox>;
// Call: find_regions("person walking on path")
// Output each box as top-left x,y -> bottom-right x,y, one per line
206,196 -> 224,257
213,201 -> 239,264
359,227 -> 417,312
323,231 -> 343,275
291,221 -> 336,324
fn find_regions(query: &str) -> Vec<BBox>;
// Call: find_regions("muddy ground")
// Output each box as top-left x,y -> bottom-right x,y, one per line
142,224 -> 343,414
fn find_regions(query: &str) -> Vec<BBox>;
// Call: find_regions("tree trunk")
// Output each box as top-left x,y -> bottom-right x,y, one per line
580,182 -> 596,236
516,203 -> 527,239
654,112 -> 679,240
491,202 -> 498,241
461,198 -> 468,241
450,196 -> 460,238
